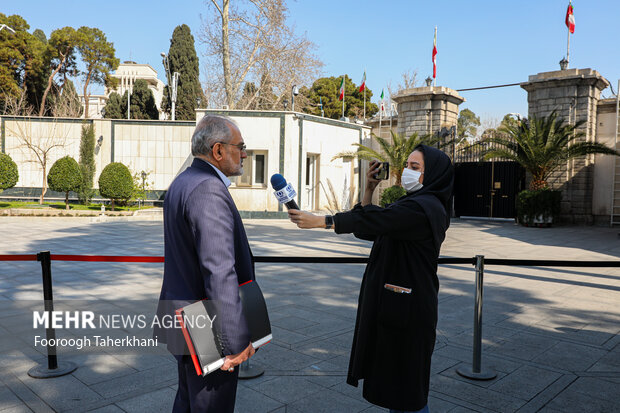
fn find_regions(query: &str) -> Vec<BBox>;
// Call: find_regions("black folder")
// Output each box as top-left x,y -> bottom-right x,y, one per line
176,280 -> 272,376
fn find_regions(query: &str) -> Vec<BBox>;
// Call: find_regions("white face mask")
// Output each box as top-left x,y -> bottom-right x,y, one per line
402,168 -> 424,193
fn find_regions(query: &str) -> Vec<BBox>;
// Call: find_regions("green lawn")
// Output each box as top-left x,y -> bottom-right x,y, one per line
0,201 -> 153,212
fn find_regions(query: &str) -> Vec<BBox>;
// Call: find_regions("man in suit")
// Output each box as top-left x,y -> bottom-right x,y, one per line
154,114 -> 255,412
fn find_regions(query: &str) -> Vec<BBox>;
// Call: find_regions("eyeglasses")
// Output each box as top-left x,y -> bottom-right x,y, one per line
214,141 -> 247,152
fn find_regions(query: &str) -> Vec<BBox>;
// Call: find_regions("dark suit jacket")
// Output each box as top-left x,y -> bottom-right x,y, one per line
154,158 -> 254,358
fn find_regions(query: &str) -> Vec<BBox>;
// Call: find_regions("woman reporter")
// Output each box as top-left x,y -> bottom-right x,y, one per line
288,145 -> 453,413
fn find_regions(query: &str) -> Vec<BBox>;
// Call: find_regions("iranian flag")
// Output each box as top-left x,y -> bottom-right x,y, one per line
565,2 -> 575,34
432,27 -> 437,79
338,77 -> 345,101
359,71 -> 366,92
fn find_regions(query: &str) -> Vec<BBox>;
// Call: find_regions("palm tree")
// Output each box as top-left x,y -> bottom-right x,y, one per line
483,112 -> 619,190
332,130 -> 446,185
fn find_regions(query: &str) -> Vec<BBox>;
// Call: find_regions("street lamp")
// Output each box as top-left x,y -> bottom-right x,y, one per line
425,76 -> 433,87
140,171 -> 147,208
291,85 -> 299,112
161,52 -> 179,120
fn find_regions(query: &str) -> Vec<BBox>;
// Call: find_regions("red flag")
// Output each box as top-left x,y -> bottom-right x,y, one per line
432,28 -> 437,79
565,2 -> 575,34
359,71 -> 366,92
338,77 -> 345,101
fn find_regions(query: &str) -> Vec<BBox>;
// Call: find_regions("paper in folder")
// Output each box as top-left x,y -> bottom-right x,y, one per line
175,280 -> 272,376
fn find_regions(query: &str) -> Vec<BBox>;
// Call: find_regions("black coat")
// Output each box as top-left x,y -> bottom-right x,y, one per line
334,145 -> 453,411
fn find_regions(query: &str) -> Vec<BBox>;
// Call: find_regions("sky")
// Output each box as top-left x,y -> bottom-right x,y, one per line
9,0 -> 620,126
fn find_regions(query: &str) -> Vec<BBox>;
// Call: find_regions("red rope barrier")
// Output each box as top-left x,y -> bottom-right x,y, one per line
0,254 -> 38,261
50,254 -> 164,263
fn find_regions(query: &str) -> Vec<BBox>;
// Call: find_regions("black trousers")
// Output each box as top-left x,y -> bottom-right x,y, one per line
173,356 -> 239,412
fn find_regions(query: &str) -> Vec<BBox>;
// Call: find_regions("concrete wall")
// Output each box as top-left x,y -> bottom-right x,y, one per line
1,112 -> 369,213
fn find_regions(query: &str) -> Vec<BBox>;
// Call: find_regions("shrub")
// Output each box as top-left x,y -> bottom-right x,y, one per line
48,156 -> 82,210
380,185 -> 407,207
516,189 -> 561,226
0,153 -> 19,192
98,162 -> 133,210
78,123 -> 96,204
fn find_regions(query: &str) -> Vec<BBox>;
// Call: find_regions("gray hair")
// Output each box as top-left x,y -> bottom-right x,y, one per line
191,115 -> 238,157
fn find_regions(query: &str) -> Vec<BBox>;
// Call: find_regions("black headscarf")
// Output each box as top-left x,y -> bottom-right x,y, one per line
402,144 -> 454,251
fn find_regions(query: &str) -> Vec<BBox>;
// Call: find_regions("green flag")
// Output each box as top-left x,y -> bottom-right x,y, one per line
380,89 -> 384,100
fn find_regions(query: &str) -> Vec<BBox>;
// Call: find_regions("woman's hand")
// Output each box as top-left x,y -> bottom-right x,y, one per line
288,209 -> 325,229
366,160 -> 382,192
362,160 -> 382,206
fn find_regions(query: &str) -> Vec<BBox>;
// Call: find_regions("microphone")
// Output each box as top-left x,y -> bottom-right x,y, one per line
270,174 -> 299,210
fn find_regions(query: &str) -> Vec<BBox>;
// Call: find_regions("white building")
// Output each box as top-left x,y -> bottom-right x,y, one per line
78,62 -> 166,119
105,61 -> 166,119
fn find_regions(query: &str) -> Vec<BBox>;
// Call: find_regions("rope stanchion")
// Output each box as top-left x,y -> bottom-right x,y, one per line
1,251 -> 616,383
457,255 -> 496,381
50,254 -> 164,263
0,254 -> 38,261
27,251 -> 77,379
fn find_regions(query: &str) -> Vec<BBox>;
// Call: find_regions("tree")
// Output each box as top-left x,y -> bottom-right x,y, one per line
24,29 -> 51,114
0,14 -> 29,107
47,156 -> 82,209
39,26 -> 80,116
0,153 -> 19,192
102,92 -> 124,119
78,123 -> 96,203
128,79 -> 158,119
54,79 -> 83,117
77,26 -> 119,118
333,130 -> 443,185
98,162 -> 133,210
0,14 -> 51,115
305,76 -> 378,119
163,24 -> 204,120
483,112 -> 620,190
457,108 -> 480,143
7,117 -> 68,203
202,0 -> 322,109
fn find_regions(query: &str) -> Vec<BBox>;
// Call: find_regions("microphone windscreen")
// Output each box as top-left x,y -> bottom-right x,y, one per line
270,174 -> 287,191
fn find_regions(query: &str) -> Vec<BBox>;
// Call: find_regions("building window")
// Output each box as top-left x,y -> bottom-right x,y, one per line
236,151 -> 267,187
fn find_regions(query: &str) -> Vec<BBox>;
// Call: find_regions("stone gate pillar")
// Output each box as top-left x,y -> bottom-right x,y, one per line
521,68 -> 609,224
392,86 -> 465,138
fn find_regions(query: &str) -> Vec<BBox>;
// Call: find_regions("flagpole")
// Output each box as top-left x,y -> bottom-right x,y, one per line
342,76 -> 345,119
363,87 -> 366,120
567,26 -> 570,68
433,26 -> 437,87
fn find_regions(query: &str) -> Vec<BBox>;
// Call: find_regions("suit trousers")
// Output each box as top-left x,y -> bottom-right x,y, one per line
173,356 -> 239,412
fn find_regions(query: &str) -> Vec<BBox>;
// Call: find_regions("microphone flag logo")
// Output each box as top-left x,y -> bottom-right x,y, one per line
274,183 -> 296,203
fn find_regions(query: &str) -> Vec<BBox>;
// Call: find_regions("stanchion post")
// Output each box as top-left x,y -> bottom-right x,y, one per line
238,358 -> 264,380
456,255 -> 496,381
39,251 -> 58,370
28,251 -> 77,378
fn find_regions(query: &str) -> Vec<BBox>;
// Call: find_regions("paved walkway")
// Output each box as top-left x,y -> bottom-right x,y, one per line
0,217 -> 618,412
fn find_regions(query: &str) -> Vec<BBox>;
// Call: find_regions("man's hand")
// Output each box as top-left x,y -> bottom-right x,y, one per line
221,343 -> 255,372
288,209 -> 325,229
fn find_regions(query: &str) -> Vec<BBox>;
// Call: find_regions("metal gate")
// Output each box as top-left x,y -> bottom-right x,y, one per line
453,160 -> 525,219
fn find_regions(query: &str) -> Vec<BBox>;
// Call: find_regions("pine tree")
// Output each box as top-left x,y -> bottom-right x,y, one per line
103,92 -> 124,119
128,79 -> 158,119
164,24 -> 205,120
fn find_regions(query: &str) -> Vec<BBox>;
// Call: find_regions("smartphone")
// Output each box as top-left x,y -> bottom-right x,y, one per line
373,162 -> 389,180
